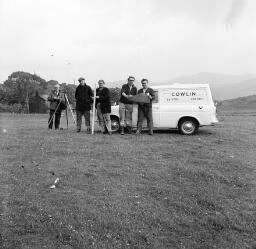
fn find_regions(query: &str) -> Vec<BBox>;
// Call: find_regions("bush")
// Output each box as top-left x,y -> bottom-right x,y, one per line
0,103 -> 26,113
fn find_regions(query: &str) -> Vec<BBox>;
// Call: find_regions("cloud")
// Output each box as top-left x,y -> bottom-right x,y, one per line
0,0 -> 255,83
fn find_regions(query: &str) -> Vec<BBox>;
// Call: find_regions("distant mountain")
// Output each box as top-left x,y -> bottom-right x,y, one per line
107,73 -> 256,100
157,72 -> 256,100
219,94 -> 256,111
162,72 -> 256,85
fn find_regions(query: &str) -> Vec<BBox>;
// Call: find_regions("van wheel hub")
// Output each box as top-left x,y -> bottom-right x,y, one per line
183,122 -> 194,133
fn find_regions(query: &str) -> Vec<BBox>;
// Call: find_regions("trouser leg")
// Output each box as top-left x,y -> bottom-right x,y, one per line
97,104 -> 104,132
76,111 -> 82,131
119,103 -> 126,127
84,111 -> 91,130
103,113 -> 111,133
55,112 -> 61,129
137,105 -> 144,132
125,104 -> 133,128
145,107 -> 153,133
48,110 -> 55,129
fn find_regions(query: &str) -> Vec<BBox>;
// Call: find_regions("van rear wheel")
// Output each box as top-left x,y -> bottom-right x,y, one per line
111,117 -> 120,133
178,118 -> 199,135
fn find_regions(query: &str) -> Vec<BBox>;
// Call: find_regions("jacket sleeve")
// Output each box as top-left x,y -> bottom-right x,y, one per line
150,88 -> 155,100
88,86 -> 93,104
75,87 -> 78,100
99,88 -> 110,102
134,87 -> 138,95
89,86 -> 93,97
120,85 -> 126,95
137,89 -> 142,95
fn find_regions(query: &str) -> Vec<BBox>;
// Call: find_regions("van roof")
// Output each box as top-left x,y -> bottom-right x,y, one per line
151,83 -> 210,90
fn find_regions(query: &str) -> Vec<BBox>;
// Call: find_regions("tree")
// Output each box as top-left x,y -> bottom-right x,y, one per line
3,71 -> 46,113
109,87 -> 121,105
61,83 -> 76,105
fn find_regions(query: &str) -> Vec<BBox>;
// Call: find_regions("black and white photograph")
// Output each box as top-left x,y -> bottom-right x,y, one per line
0,0 -> 255,248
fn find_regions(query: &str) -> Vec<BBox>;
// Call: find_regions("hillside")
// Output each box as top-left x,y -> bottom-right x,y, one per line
160,72 -> 256,101
165,72 -> 256,85
107,73 -> 256,101
219,94 -> 256,111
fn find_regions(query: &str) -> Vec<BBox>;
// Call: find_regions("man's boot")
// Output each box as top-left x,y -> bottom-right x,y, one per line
120,126 -> 124,135
127,126 -> 132,134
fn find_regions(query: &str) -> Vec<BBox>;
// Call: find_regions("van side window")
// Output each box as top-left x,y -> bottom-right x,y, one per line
153,91 -> 158,103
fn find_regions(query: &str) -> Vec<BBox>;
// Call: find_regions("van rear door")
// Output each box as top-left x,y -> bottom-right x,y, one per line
158,87 -> 211,128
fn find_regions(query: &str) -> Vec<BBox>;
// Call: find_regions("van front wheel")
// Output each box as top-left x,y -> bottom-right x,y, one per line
178,118 -> 199,135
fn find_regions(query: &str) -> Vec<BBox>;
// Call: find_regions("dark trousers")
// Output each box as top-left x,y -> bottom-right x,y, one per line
137,105 -> 153,132
48,109 -> 61,129
76,110 -> 90,130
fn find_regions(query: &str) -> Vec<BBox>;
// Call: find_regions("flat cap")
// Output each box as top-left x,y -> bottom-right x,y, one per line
128,76 -> 135,81
78,77 -> 85,82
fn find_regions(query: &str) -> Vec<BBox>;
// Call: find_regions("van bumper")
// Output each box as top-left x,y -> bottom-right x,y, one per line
200,117 -> 218,126
210,117 -> 219,125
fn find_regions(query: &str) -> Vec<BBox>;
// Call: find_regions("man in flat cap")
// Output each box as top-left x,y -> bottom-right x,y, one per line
119,76 -> 137,135
75,77 -> 93,133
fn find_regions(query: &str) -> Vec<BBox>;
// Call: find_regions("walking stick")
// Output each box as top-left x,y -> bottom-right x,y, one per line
92,83 -> 96,134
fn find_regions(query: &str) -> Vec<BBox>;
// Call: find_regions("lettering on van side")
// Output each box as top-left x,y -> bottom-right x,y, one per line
162,89 -> 208,103
171,91 -> 196,97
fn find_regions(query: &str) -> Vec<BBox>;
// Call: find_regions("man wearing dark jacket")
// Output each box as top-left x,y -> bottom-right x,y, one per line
95,80 -> 112,134
119,76 -> 137,135
75,77 -> 93,133
136,78 -> 155,135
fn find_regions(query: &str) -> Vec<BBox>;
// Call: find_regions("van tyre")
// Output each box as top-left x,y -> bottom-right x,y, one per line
111,116 -> 120,133
178,118 -> 199,135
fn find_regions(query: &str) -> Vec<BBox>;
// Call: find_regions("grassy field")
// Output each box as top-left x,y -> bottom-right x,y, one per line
0,111 -> 255,249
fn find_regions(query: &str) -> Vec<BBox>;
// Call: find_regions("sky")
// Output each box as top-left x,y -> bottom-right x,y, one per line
0,0 -> 255,84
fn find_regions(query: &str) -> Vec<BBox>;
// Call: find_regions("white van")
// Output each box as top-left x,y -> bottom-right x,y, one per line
109,84 -> 218,135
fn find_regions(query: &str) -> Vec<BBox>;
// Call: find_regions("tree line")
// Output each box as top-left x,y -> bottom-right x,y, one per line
0,71 -> 121,113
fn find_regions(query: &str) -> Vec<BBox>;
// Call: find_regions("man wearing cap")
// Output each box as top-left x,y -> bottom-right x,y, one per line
47,84 -> 65,130
136,78 -> 155,135
75,77 -> 93,133
119,76 -> 137,135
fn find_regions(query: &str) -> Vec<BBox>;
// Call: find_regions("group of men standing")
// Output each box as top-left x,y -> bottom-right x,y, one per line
119,76 -> 154,135
47,76 -> 155,135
